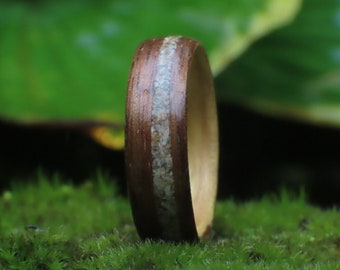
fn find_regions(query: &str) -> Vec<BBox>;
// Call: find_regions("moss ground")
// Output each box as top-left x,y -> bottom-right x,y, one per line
1,173 -> 340,269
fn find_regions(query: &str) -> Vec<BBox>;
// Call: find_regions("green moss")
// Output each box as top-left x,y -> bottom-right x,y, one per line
1,174 -> 339,269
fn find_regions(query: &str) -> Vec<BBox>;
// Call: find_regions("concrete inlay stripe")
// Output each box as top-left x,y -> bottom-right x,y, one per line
151,36 -> 181,239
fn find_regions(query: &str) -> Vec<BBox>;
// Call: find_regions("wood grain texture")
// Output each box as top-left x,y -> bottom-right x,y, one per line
125,36 -> 218,242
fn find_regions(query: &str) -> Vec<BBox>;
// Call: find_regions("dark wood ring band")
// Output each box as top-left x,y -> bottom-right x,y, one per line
125,36 -> 219,242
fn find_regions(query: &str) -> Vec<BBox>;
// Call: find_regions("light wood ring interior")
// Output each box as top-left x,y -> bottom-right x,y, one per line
187,45 -> 219,238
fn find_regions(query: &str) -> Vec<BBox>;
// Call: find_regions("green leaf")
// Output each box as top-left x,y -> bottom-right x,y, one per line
216,0 -> 340,126
0,0 -> 301,148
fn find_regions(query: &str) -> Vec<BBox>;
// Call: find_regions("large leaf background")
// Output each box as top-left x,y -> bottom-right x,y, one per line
0,0 -> 301,148
217,0 -> 340,126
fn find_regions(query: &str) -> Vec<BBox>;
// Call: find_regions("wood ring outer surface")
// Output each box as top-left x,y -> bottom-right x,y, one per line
125,36 -> 219,242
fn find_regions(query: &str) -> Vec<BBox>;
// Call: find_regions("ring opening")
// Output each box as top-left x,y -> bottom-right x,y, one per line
187,46 -> 219,237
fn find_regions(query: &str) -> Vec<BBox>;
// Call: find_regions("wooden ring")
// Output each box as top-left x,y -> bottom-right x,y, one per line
125,36 -> 219,242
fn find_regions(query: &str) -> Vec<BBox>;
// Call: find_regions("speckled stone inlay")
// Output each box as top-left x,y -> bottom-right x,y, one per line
151,36 -> 180,239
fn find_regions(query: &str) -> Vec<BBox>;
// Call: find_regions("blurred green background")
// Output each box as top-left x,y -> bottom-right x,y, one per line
1,0 -> 340,206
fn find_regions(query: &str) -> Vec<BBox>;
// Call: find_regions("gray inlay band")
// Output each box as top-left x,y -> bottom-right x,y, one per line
151,36 -> 181,239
